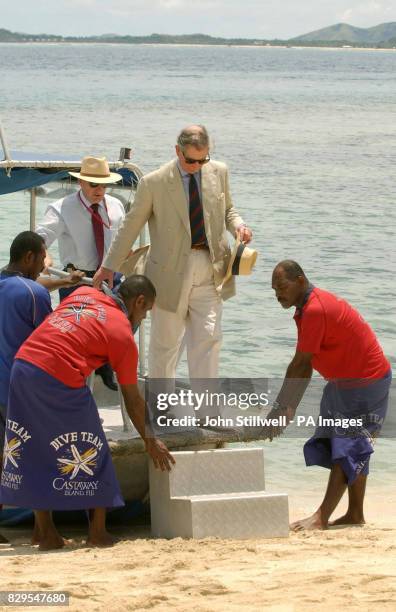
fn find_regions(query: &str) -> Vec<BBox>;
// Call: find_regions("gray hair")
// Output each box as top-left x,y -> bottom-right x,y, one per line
177,125 -> 209,150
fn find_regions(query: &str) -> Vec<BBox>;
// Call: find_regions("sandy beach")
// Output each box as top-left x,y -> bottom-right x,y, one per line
1,483 -> 395,612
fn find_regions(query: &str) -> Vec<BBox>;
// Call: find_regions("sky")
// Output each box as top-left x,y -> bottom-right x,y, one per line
1,0 -> 396,39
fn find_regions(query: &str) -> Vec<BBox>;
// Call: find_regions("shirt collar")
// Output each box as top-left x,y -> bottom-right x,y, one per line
0,267 -> 24,278
100,282 -> 128,316
111,291 -> 138,334
176,159 -> 201,179
295,283 -> 315,316
110,289 -> 141,335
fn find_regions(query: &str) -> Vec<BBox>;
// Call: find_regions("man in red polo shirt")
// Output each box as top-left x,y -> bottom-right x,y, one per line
0,275 -> 174,550
270,260 -> 391,531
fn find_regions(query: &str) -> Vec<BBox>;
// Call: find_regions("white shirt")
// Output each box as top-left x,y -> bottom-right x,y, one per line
36,190 -> 125,271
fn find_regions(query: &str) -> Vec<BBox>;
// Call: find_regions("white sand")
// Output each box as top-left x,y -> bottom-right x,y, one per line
1,487 -> 395,612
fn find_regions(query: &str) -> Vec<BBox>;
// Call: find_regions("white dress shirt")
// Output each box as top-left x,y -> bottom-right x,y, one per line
36,190 -> 125,271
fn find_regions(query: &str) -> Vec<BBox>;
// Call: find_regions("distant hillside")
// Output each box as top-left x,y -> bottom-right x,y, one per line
292,21 -> 396,44
0,28 -> 61,42
0,28 -> 18,41
1,23 -> 396,47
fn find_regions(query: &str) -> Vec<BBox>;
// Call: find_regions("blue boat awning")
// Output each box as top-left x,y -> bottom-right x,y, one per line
0,168 -> 70,195
0,150 -> 140,195
0,166 -> 139,196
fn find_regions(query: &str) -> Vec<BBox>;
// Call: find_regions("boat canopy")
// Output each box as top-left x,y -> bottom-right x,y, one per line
0,151 -> 139,196
0,168 -> 69,195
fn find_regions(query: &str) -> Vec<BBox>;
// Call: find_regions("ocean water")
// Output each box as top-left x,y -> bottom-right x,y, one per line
1,43 -> 395,376
0,43 -> 395,502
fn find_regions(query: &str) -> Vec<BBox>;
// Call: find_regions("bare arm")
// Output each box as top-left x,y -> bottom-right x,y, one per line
275,350 -> 313,412
120,383 -> 175,471
264,351 -> 313,440
37,269 -> 85,293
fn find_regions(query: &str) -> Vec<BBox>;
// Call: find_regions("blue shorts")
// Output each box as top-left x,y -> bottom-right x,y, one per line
303,370 -> 391,484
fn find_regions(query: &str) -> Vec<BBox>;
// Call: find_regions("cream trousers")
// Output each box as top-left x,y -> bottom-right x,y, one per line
148,249 -> 222,379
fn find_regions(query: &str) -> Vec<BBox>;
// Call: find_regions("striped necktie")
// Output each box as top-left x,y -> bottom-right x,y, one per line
189,174 -> 207,246
91,204 -> 104,267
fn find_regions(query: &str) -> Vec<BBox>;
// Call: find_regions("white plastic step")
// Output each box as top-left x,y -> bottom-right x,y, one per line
149,448 -> 289,539
152,447 -> 266,497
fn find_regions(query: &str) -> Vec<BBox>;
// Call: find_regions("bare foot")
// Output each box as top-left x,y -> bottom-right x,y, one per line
86,530 -> 116,548
38,534 -> 70,551
31,522 -> 41,545
290,511 -> 327,532
329,513 -> 365,527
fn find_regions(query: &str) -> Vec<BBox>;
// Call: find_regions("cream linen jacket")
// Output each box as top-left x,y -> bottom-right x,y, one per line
104,159 -> 244,312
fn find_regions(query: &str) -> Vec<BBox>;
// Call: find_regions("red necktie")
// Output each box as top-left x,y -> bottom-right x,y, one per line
91,204 -> 104,267
189,174 -> 207,246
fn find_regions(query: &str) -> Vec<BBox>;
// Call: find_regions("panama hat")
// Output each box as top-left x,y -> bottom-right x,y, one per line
223,237 -> 258,285
69,156 -> 122,184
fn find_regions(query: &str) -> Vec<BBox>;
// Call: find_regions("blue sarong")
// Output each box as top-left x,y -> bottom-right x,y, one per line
0,402 -> 5,460
0,360 -> 124,511
304,370 -> 391,484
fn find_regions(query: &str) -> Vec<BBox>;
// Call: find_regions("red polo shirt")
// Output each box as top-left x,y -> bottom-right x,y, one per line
294,287 -> 390,381
17,287 -> 138,388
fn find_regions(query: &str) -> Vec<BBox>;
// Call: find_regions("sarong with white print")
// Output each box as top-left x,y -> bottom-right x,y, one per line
0,360 -> 124,510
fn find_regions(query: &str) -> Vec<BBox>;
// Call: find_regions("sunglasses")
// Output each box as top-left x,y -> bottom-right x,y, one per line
88,182 -> 107,188
182,151 -> 211,166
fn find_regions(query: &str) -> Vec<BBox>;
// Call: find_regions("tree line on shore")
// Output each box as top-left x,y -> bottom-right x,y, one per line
1,25 -> 396,48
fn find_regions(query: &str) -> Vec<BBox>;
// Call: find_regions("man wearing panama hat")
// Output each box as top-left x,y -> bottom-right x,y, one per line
36,156 -> 125,389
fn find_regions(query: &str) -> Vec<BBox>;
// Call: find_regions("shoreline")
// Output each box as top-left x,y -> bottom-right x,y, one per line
0,41 -> 395,52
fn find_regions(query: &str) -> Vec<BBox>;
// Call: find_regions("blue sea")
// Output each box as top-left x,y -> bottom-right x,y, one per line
0,44 -> 395,500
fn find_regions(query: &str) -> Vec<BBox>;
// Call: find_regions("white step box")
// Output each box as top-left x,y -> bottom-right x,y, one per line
149,447 -> 289,539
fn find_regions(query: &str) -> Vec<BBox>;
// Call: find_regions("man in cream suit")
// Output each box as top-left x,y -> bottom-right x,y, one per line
94,125 -> 252,379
